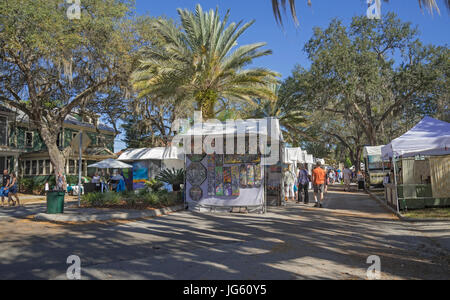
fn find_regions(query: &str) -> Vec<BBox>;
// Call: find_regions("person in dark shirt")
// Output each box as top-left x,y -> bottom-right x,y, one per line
1,169 -> 10,206
297,164 -> 310,204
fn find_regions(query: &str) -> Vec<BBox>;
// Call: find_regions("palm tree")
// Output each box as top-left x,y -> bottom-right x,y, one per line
132,5 -> 280,120
272,0 -> 450,25
244,84 -> 311,145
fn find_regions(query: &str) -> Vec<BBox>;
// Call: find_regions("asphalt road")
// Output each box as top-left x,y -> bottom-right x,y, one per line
0,186 -> 449,280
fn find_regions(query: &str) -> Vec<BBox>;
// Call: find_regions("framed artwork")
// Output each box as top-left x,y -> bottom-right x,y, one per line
254,164 -> 262,187
224,183 -> 233,196
215,154 -> 224,166
223,167 -> 232,183
190,186 -> 203,201
247,164 -> 255,187
239,164 -> 247,188
215,166 -> 224,196
207,155 -> 215,168
231,165 -> 240,196
186,162 -> 207,186
207,167 -> 215,196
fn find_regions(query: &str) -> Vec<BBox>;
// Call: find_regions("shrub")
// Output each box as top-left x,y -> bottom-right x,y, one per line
156,168 -> 185,191
81,192 -> 104,206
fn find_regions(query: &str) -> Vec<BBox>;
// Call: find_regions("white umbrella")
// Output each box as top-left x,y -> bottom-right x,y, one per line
87,159 -> 132,169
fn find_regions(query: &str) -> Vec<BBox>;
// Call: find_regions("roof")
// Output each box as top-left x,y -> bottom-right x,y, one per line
381,117 -> 450,159
118,147 -> 184,161
178,118 -> 284,142
1,105 -> 115,133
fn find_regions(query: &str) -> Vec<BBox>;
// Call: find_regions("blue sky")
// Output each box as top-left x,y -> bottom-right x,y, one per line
114,0 -> 450,151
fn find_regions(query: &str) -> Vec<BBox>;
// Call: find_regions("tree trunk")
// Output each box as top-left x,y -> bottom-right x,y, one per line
39,123 -> 67,188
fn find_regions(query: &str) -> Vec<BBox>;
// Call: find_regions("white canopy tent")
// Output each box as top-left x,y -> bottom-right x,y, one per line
283,147 -> 303,164
87,159 -> 132,169
382,117 -> 450,159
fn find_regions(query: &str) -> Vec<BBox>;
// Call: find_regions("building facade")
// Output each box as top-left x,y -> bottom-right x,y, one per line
0,105 -> 116,179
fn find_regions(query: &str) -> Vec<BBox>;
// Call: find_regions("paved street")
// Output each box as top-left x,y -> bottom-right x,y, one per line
0,186 -> 449,280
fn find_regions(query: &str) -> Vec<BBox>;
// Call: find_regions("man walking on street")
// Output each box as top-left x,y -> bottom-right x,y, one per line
343,166 -> 352,192
297,164 -> 310,204
312,161 -> 326,208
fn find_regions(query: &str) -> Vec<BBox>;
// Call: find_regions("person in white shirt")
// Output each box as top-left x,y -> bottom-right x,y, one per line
343,167 -> 352,192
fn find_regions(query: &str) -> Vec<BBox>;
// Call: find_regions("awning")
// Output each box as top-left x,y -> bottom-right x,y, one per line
363,145 -> 384,158
87,159 -> 132,169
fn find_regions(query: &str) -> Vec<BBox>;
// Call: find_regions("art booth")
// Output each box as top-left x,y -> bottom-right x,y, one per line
179,118 -> 284,213
381,117 -> 450,211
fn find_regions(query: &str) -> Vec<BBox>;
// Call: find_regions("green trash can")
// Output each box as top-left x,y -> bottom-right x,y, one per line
47,191 -> 65,214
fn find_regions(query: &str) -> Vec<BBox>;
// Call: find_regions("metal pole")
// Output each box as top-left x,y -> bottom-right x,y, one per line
392,155 -> 399,213
78,131 -> 82,207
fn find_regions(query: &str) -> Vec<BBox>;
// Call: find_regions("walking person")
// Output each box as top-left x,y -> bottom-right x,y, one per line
297,164 -> 310,204
283,166 -> 296,202
7,173 -> 20,207
1,169 -> 10,207
343,166 -> 352,192
312,161 -> 326,208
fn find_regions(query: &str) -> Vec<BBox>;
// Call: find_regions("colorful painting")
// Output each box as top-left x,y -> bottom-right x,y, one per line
215,154 -> 224,166
239,164 -> 247,188
223,167 -> 232,183
186,162 -> 207,186
132,161 -> 148,190
215,166 -> 224,196
207,155 -> 215,168
247,164 -> 255,187
190,186 -> 203,201
224,183 -> 233,196
231,165 -> 240,196
207,167 -> 215,196
254,164 -> 261,187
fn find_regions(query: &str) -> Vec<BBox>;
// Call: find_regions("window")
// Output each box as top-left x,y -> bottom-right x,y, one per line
38,160 -> 44,175
25,131 -> 33,148
0,116 -> 7,146
45,160 -> 51,175
25,161 -> 31,175
69,160 -> 76,174
31,160 -> 37,175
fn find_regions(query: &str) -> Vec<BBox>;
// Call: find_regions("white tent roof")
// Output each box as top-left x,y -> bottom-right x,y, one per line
381,117 -> 450,159
363,145 -> 384,158
87,159 -> 132,169
283,147 -> 303,164
179,118 -> 284,142
305,154 -> 314,164
118,147 -> 185,162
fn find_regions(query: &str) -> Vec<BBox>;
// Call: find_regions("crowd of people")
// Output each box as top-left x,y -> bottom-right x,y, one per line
0,169 -> 20,207
283,162 -> 365,208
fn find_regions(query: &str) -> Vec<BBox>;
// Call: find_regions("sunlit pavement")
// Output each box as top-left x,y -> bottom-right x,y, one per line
0,186 -> 449,280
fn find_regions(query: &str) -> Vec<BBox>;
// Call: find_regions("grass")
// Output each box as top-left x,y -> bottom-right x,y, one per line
402,208 -> 450,220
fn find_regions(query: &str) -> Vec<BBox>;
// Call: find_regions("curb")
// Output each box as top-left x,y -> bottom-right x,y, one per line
365,190 -> 403,220
366,190 -> 450,223
34,204 -> 185,223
